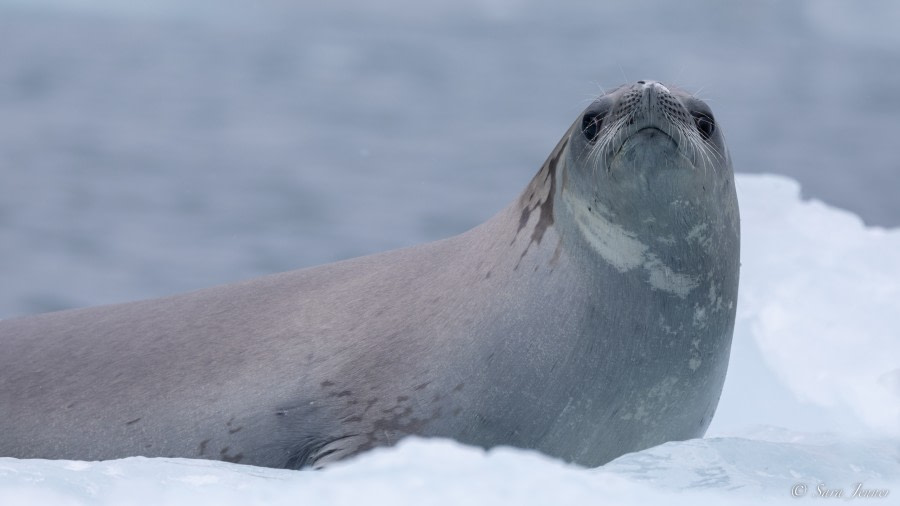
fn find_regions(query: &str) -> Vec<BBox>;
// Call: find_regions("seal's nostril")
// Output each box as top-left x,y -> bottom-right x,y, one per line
637,80 -> 646,85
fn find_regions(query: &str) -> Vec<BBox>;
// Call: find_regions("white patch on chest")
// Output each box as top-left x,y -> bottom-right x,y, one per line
565,194 -> 700,298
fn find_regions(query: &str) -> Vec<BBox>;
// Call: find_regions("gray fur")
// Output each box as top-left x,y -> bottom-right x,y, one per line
0,81 -> 739,469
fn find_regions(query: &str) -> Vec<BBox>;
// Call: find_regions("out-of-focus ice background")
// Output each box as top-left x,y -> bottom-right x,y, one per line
1,1 -> 899,503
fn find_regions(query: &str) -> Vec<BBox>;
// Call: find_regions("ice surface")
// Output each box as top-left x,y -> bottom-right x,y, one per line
0,436 -> 896,505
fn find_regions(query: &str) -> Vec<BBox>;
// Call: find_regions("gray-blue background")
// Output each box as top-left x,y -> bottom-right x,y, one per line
2,0 -> 899,318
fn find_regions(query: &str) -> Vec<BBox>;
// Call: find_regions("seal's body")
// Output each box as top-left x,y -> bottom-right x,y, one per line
0,81 -> 739,469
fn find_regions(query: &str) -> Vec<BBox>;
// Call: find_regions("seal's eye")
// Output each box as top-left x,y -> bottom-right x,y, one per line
581,109 -> 606,144
692,111 -> 716,141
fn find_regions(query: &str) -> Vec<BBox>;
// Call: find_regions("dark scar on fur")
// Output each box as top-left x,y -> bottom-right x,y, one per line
513,136 -> 568,267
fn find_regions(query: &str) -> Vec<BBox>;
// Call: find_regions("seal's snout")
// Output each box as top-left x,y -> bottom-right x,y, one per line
642,83 -> 659,115
607,81 -> 684,158
639,80 -> 687,135
639,80 -> 670,99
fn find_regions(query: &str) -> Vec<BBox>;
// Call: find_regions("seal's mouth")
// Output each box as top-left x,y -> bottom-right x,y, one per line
634,126 -> 667,136
613,125 -> 677,158
631,126 -> 674,142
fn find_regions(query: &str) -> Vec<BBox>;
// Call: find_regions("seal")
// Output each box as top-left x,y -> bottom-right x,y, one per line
0,81 -> 739,469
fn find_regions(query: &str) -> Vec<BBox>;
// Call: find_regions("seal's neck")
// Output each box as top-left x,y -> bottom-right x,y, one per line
554,163 -> 737,300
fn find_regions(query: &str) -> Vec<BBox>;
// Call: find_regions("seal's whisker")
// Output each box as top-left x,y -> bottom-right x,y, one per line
587,111 -> 628,174
691,85 -> 708,100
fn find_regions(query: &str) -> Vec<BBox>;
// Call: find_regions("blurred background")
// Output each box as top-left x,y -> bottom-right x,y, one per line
1,0 -> 898,318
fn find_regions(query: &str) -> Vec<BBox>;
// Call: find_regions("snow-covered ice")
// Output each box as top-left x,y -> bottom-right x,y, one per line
0,435 -> 896,505
721,175 -> 900,437
1,174 -> 898,504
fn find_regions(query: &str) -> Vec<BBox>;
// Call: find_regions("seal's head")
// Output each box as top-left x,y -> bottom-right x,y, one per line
555,80 -> 739,296
564,80 -> 732,218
